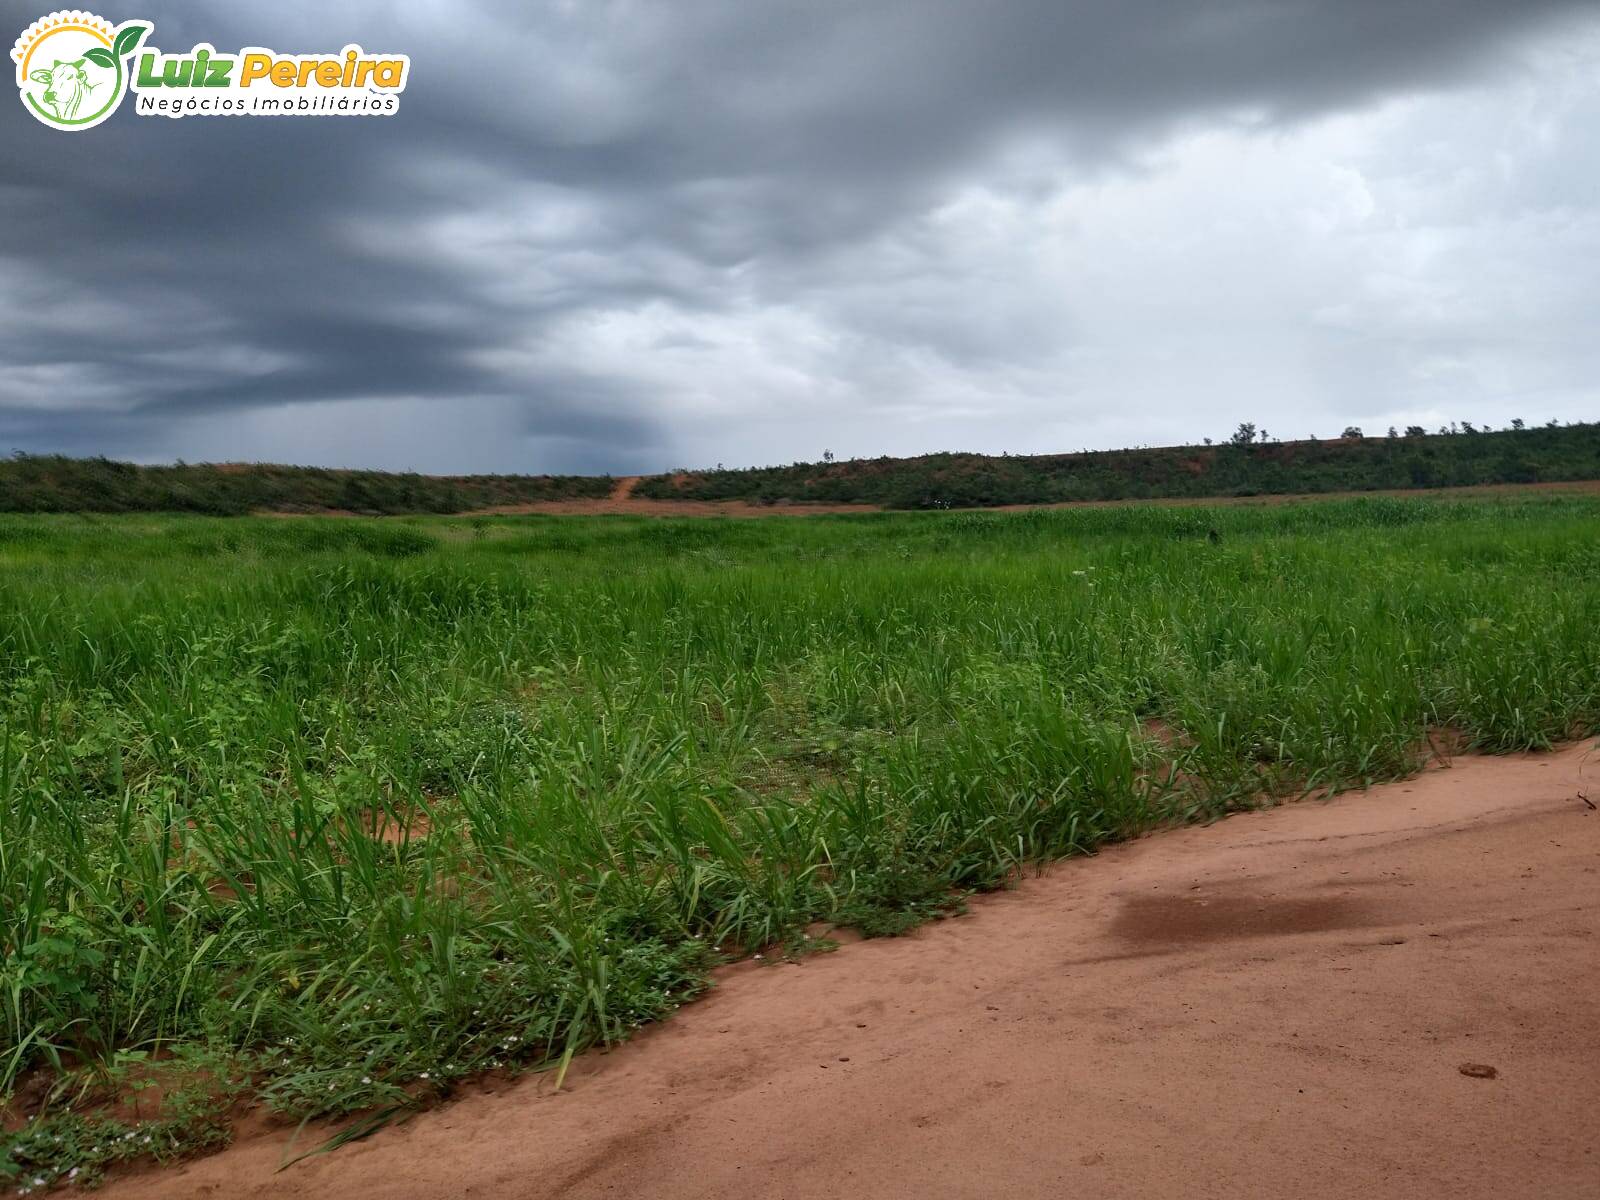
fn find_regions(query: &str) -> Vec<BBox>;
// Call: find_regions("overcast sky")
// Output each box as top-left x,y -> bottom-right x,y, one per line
3,1 -> 1597,474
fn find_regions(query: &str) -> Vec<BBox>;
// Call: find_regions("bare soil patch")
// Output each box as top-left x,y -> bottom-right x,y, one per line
103,739 -> 1600,1199
1109,890 -> 1380,946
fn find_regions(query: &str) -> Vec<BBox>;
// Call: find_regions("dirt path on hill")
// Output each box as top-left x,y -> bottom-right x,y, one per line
109,742 -> 1600,1199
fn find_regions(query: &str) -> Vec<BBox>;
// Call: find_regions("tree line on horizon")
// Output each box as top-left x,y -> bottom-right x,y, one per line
1,420 -> 1595,514
635,420 -> 1600,508
0,456 -> 613,516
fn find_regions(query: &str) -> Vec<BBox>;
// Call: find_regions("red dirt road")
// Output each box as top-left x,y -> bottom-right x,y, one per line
110,743 -> 1600,1199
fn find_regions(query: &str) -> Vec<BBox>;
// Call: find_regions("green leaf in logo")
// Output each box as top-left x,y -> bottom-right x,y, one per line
83,46 -> 115,68
112,23 -> 150,61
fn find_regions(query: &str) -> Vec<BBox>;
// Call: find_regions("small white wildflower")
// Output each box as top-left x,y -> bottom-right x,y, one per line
362,1076 -> 372,1084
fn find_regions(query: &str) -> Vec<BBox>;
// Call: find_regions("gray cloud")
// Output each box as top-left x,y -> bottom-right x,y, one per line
1,0 -> 1596,472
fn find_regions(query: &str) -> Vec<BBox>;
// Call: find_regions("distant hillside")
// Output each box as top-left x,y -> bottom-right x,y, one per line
5,422 -> 1597,515
636,422 -> 1600,508
0,455 -> 612,515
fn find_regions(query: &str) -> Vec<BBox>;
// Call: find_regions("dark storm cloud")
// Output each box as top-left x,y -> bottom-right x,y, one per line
1,1 -> 1595,472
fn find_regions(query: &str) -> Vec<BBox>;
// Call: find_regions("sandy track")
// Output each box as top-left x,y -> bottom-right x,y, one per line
110,743 -> 1600,1199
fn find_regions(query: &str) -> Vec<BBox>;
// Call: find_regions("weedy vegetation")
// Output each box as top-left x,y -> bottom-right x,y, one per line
638,420 -> 1600,507
0,455 -> 613,516
3,496 -> 1598,1186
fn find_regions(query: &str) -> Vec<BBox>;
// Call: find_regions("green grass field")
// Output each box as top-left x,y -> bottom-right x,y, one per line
4,497 -> 1599,1184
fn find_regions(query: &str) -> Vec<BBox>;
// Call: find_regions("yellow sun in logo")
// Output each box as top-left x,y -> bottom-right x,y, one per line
11,9 -> 147,131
